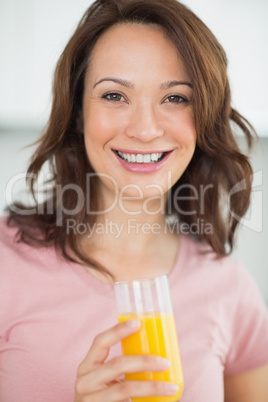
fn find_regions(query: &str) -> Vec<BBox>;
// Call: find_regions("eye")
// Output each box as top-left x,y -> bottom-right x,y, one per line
163,95 -> 188,104
102,92 -> 126,102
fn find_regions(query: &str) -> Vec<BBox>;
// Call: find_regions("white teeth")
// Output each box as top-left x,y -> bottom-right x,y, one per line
136,154 -> 143,163
151,153 -> 158,162
143,154 -> 151,163
117,151 -> 165,164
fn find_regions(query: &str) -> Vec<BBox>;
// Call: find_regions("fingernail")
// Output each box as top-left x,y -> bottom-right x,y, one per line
126,319 -> 141,328
165,383 -> 179,395
156,357 -> 171,368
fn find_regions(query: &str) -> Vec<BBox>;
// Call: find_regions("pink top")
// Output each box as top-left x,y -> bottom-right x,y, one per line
1,218 -> 268,401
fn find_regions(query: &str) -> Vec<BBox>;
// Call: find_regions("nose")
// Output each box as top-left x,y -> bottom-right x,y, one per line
125,104 -> 164,142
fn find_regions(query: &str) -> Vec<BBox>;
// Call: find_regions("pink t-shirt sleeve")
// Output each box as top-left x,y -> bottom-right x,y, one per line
224,263 -> 268,376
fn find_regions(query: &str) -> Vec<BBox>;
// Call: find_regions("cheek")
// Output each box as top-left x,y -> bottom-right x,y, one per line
171,110 -> 196,147
83,108 -> 112,150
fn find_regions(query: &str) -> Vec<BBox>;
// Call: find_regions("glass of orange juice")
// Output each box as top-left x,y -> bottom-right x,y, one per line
114,275 -> 183,401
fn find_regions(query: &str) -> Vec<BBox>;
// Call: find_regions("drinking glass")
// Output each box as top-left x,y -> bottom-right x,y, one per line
114,275 -> 183,402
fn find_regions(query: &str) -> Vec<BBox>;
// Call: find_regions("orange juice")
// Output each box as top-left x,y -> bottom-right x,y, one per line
118,313 -> 183,402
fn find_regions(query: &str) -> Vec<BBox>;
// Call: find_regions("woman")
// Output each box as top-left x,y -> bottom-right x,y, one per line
1,0 -> 268,401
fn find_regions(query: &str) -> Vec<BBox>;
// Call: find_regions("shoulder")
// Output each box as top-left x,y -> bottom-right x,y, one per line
0,216 -> 74,333
0,215 -> 49,264
178,234 -> 268,374
0,216 -> 28,263
174,234 -> 268,330
0,215 -> 65,289
176,233 -> 249,283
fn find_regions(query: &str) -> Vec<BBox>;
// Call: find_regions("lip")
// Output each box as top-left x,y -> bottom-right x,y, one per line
113,149 -> 173,173
113,148 -> 172,155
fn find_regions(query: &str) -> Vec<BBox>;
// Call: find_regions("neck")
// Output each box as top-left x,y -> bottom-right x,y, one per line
77,188 -> 179,282
86,197 -> 168,253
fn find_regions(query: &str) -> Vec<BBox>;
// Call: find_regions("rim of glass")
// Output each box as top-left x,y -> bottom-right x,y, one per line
113,274 -> 168,286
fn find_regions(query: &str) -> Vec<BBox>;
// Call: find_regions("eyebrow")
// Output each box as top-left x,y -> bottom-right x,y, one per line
160,80 -> 193,90
93,77 -> 193,90
93,78 -> 134,89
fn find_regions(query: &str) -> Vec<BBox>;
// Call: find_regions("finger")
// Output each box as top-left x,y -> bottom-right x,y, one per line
109,378 -> 124,384
78,320 -> 141,375
77,354 -> 171,394
87,380 -> 180,402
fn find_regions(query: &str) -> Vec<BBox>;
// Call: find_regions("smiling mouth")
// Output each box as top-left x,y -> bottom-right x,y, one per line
114,150 -> 169,164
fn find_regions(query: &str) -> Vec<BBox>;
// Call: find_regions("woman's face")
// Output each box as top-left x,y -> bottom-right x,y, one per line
82,23 -> 196,201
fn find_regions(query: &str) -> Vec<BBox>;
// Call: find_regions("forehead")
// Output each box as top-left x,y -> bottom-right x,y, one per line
87,23 -> 188,79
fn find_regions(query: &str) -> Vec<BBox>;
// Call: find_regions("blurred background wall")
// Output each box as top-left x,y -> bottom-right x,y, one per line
0,0 -> 267,302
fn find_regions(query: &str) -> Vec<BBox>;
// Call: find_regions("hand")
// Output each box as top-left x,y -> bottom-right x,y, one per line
74,319 -> 179,401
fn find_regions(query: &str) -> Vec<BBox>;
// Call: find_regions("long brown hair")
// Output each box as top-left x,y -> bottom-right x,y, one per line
7,0 -> 255,275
